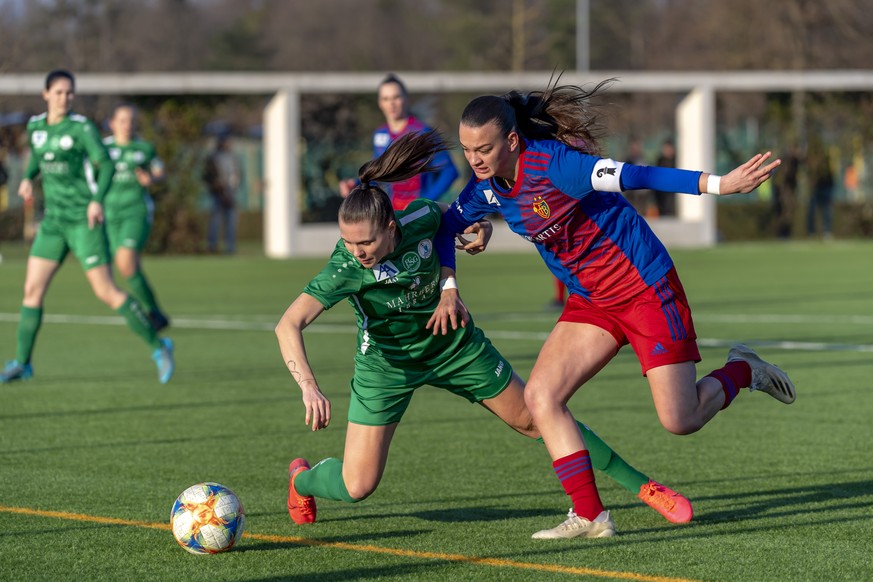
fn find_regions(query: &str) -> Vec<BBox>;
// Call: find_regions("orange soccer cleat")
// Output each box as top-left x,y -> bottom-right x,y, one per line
637,480 -> 693,524
287,458 -> 317,524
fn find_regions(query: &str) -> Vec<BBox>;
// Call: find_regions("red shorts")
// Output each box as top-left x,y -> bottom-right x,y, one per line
558,267 -> 700,375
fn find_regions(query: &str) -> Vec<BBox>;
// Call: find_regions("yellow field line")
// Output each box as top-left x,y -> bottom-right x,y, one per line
0,505 -> 700,582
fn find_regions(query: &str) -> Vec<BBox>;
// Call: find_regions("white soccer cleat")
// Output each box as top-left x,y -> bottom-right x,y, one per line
727,344 -> 796,404
531,509 -> 615,540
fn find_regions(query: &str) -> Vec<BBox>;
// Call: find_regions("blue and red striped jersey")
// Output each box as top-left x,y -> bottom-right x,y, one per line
373,115 -> 458,209
440,138 -> 703,304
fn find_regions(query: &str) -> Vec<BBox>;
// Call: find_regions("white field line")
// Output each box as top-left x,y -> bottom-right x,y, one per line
1,312 -> 872,353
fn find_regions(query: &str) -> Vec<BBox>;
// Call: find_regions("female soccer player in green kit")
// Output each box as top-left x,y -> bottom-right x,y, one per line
0,70 -> 174,384
103,103 -> 171,331
277,131 -> 692,531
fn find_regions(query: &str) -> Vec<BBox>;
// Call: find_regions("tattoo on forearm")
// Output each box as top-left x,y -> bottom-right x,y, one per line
287,359 -> 315,386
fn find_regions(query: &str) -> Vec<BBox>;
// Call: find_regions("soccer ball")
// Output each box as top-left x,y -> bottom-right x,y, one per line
170,482 -> 245,554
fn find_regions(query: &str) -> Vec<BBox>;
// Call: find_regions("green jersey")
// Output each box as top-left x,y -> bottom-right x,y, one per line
304,199 -> 472,363
24,112 -> 114,223
103,137 -> 162,220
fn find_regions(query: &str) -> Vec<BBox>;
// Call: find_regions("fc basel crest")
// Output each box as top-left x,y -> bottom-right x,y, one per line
532,196 -> 550,219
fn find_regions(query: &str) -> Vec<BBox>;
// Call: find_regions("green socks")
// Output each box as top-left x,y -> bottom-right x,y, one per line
116,296 -> 160,349
16,306 -> 43,364
537,421 -> 649,494
126,271 -> 160,314
294,458 -> 359,503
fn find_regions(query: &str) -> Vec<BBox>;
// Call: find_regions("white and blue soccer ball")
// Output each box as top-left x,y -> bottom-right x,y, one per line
170,482 -> 245,554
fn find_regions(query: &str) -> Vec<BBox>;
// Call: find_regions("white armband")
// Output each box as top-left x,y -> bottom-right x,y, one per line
439,276 -> 458,291
706,174 -> 722,195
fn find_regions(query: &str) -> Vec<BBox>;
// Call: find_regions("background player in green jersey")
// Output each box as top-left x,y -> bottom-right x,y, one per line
103,103 -> 171,331
277,131 -> 691,529
0,70 -> 174,385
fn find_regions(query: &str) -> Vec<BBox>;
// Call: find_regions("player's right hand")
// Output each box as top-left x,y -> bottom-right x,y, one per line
455,220 -> 492,254
339,178 -> 357,198
300,384 -> 331,431
18,179 -> 33,202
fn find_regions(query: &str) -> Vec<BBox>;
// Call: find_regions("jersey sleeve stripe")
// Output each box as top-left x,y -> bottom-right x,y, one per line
398,205 -> 430,226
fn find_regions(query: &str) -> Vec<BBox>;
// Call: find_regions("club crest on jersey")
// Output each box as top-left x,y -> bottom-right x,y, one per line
417,238 -> 432,259
532,196 -> 550,219
32,131 -> 47,148
372,260 -> 400,282
402,251 -> 421,272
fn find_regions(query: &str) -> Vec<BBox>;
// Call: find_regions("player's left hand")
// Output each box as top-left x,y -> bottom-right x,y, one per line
87,201 -> 104,229
426,289 -> 470,335
455,220 -> 492,255
719,152 -> 782,194
135,167 -> 152,187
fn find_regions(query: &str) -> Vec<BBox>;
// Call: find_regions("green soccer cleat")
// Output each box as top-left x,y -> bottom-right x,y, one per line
727,344 -> 796,404
0,360 -> 33,383
152,338 -> 175,384
531,509 -> 616,540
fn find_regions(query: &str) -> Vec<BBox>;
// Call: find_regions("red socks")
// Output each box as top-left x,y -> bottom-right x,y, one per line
553,450 -> 604,520
706,361 -> 752,409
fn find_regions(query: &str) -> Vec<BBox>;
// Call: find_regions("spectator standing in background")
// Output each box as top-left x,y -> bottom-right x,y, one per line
772,142 -> 800,239
653,139 -> 677,217
805,137 -> 835,240
340,74 -> 458,210
203,132 -> 242,254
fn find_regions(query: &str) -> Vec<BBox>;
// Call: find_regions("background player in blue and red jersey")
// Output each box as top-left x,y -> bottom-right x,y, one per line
340,74 -> 458,210
437,79 -> 797,539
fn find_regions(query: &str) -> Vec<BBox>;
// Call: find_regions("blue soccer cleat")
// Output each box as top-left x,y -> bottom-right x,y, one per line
152,338 -> 175,384
0,360 -> 34,383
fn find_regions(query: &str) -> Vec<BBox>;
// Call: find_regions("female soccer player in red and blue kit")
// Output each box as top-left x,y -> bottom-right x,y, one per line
437,80 -> 797,539
340,74 -> 458,210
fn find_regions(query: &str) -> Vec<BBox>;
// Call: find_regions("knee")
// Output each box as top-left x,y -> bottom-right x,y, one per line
117,260 -> 137,279
523,384 -> 555,419
660,415 -> 704,436
511,409 -> 538,438
22,280 -> 46,305
343,476 -> 378,502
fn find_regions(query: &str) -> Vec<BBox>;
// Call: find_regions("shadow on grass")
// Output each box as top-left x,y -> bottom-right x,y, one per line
241,560 -> 461,581
236,528 -> 431,552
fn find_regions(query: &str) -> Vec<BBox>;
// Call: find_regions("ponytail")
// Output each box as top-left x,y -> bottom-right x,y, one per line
461,74 -> 613,155
339,130 -> 450,227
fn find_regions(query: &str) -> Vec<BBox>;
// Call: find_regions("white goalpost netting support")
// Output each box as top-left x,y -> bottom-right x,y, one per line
2,71 -> 871,257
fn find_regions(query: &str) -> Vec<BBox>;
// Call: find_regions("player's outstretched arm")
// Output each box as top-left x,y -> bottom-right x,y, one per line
275,293 -> 331,431
700,152 -> 781,196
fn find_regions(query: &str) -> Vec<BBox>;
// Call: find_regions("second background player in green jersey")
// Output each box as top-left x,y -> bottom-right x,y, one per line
103,103 -> 170,331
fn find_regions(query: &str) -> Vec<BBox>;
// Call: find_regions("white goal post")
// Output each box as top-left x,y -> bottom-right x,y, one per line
2,71 -> 872,257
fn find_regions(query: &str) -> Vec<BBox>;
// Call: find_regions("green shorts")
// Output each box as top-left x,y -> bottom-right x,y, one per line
30,218 -> 111,270
348,326 -> 513,426
105,210 -> 152,254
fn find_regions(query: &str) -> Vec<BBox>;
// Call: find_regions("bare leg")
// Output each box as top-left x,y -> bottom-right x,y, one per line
647,362 -> 725,435
523,322 -> 619,461
84,264 -> 128,309
340,422 -> 398,500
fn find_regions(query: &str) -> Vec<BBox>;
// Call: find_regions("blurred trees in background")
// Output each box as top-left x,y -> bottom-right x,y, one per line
3,0 -> 872,74
1,0 -> 873,243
